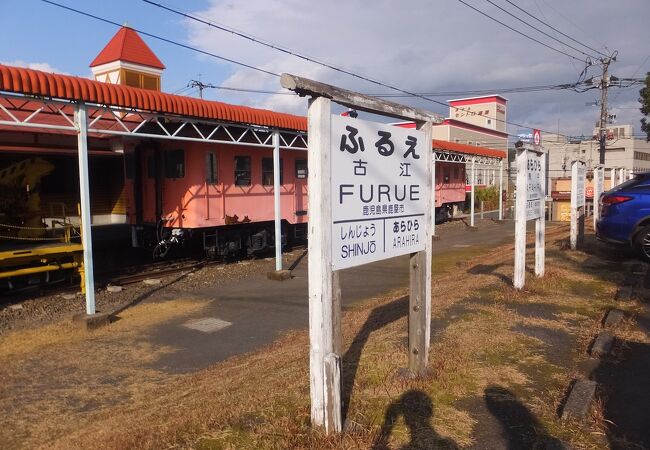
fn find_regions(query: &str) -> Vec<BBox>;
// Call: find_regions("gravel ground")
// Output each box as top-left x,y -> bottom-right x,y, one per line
0,250 -> 304,335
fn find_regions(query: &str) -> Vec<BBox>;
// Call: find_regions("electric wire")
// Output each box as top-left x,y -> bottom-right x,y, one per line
40,0 -> 281,78
537,0 -> 608,50
483,0 -> 598,60
200,82 -> 582,98
42,0 -> 601,142
610,54 -> 650,104
141,0 -> 593,140
502,0 -> 607,58
453,0 -> 587,62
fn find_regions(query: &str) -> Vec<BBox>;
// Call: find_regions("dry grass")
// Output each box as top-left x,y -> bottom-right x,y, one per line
0,298 -> 207,448
0,223 -> 637,449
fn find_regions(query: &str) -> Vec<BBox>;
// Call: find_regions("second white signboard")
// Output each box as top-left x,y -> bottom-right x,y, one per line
331,115 -> 427,270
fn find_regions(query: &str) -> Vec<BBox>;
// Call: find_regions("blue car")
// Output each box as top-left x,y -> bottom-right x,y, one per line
596,172 -> 650,260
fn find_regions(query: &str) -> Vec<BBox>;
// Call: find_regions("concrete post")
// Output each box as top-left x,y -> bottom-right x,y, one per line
74,103 -> 96,315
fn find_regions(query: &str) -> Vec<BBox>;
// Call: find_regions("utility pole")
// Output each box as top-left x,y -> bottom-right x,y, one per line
598,51 -> 617,165
188,79 -> 216,99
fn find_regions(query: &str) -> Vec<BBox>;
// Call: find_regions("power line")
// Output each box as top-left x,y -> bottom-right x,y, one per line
44,0 -> 592,142
453,0 -> 587,62
201,82 -> 583,98
537,0 -> 608,50
610,54 -> 650,104
142,0 -> 593,140
502,0 -> 607,58
483,0 -> 598,60
40,0 -> 280,78
140,1 -> 459,111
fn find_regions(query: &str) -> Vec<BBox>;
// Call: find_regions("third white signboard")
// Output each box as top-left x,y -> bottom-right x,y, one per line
576,163 -> 586,208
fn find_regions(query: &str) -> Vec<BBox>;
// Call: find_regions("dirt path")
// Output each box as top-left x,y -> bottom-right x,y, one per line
1,224 -> 646,449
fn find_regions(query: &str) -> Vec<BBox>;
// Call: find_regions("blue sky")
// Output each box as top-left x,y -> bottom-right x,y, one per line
0,0 -> 229,95
1,0 -> 649,137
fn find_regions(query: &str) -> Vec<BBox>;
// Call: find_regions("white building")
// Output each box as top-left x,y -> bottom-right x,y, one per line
545,124 -> 650,180
431,95 -> 509,190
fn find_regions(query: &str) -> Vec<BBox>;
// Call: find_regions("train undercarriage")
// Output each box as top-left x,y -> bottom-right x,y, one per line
135,203 -> 461,260
133,220 -> 308,260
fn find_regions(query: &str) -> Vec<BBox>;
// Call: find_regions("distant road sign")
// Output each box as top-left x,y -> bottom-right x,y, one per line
533,129 -> 541,146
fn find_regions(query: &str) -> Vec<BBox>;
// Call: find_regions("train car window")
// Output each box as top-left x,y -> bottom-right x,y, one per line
234,156 -> 251,186
205,152 -> 218,184
262,157 -> 283,186
164,149 -> 185,179
295,159 -> 308,179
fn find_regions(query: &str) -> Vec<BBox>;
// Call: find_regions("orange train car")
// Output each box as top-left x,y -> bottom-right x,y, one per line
123,140 -> 309,258
124,136 -> 503,258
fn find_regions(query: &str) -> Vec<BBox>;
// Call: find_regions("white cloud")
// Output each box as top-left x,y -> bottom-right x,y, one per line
183,0 -> 650,136
0,60 -> 68,75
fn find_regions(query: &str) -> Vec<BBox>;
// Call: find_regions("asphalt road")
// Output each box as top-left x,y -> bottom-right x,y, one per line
149,219 -> 525,373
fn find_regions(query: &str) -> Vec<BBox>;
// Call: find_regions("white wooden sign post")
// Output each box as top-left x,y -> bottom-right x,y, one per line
470,157 -> 476,227
570,160 -> 586,250
432,152 -> 437,238
282,74 -> 439,434
514,145 -> 546,289
498,159 -> 504,220
593,165 -> 605,228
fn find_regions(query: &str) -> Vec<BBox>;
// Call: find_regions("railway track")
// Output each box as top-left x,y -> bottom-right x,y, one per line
106,244 -> 306,286
108,260 -> 208,286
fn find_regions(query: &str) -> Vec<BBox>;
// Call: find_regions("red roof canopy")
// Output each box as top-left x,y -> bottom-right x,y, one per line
0,64 -> 307,131
432,139 -> 506,159
90,26 -> 165,70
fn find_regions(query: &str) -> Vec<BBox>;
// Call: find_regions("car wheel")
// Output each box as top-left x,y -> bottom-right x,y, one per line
634,225 -> 650,261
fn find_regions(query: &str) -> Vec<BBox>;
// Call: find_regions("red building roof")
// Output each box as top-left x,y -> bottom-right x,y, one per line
0,64 -> 307,131
90,26 -> 165,70
448,95 -> 508,106
432,139 -> 506,159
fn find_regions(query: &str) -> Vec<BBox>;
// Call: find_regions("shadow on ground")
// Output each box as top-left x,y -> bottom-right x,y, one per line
591,314 -> 650,449
342,296 -> 408,423
564,232 -> 650,449
482,386 -> 565,450
371,389 -> 458,450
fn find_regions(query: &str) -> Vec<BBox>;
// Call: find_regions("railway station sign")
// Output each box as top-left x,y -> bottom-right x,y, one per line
283,72 -> 436,434
526,152 -> 543,221
331,115 -> 426,270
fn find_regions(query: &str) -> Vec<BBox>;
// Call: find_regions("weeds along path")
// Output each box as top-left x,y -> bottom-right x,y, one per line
1,223 -> 637,449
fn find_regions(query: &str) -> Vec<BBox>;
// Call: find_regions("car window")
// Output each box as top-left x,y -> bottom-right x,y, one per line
610,176 -> 643,192
629,183 -> 650,191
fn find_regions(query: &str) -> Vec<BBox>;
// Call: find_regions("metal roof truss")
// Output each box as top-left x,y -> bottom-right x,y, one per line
0,92 -> 308,150
434,149 -> 502,166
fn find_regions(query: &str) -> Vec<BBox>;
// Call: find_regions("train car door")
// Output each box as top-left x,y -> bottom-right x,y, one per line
294,158 -> 308,219
204,150 -> 220,221
141,147 -> 158,224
